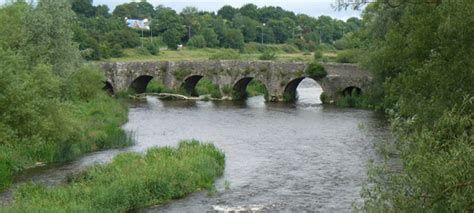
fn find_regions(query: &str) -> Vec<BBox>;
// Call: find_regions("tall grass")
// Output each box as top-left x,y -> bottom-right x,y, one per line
7,140 -> 225,212
0,65 -> 131,192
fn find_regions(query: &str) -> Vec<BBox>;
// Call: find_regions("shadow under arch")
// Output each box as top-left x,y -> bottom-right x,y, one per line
232,77 -> 268,101
181,75 -> 203,96
103,81 -> 114,95
342,86 -> 362,96
283,77 -> 323,102
130,75 -> 153,93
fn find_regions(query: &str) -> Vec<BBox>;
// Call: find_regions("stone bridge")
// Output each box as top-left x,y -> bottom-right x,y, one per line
99,60 -> 372,102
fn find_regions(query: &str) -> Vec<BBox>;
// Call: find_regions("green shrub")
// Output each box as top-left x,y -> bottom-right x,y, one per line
335,49 -> 359,63
335,93 -> 370,108
173,69 -> 192,81
246,80 -> 267,97
305,61 -> 327,79
146,79 -> 165,93
280,44 -> 299,53
320,92 -> 330,104
221,85 -> 233,96
0,159 -> 12,191
258,51 -> 276,60
66,65 -> 105,101
145,42 -> 159,55
7,141 -> 225,212
187,35 -> 206,48
314,50 -> 323,60
283,92 -> 297,102
136,47 -> 151,56
195,79 -> 221,98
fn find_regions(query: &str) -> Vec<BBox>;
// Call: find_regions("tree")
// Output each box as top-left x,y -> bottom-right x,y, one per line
239,3 -> 259,20
187,35 -> 206,48
222,29 -> 244,50
0,1 -> 29,50
163,28 -> 183,50
22,0 -> 81,77
354,0 -> 474,211
181,6 -> 199,41
259,6 -> 295,23
232,14 -> 258,42
152,5 -> 183,33
201,28 -> 219,48
71,0 -> 95,17
217,5 -> 238,20
113,1 -> 154,19
268,19 -> 290,43
95,5 -> 110,17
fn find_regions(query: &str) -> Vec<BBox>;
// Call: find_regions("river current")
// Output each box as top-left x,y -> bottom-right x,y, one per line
2,79 -> 390,212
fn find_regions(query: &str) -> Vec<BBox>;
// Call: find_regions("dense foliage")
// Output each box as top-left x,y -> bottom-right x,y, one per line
68,0 -> 361,59
341,0 -> 474,211
7,141 -> 225,211
0,0 -> 130,191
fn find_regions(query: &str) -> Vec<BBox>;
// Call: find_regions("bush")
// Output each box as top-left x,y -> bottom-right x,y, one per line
246,80 -> 267,97
66,65 -> 105,101
305,61 -> 327,79
145,42 -> 159,55
320,92 -> 330,104
335,49 -> 359,63
7,141 -> 225,212
136,47 -> 151,56
195,79 -> 221,98
146,79 -> 165,93
314,50 -> 323,60
0,159 -> 12,191
258,51 -> 276,60
187,35 -> 206,48
163,28 -> 182,50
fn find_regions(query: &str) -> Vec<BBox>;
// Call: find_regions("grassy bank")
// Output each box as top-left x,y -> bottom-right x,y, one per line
0,65 -> 131,192
105,47 -> 318,62
6,140 -> 225,212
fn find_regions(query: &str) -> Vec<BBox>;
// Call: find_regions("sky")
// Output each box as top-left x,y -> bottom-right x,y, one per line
0,0 -> 363,20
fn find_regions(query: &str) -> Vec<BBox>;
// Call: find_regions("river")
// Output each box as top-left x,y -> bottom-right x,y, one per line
1,79 -> 391,212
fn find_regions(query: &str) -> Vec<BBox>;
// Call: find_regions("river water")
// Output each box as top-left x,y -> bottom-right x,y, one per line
1,79 -> 391,212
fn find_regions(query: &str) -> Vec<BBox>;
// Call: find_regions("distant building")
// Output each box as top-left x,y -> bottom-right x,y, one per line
125,18 -> 150,30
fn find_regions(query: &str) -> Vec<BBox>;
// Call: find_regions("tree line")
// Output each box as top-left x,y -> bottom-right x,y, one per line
70,0 -> 362,59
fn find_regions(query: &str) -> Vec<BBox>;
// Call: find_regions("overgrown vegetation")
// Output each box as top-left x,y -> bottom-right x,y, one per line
305,61 -> 327,79
334,0 -> 474,211
246,80 -> 267,97
258,51 -> 277,60
7,140 -> 225,212
195,79 -> 222,98
0,1 -> 130,191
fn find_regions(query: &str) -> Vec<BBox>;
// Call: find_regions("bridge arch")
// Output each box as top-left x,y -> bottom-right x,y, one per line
103,81 -> 114,94
181,75 -> 203,96
232,77 -> 268,100
283,77 -> 323,102
342,86 -> 362,96
130,75 -> 154,93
